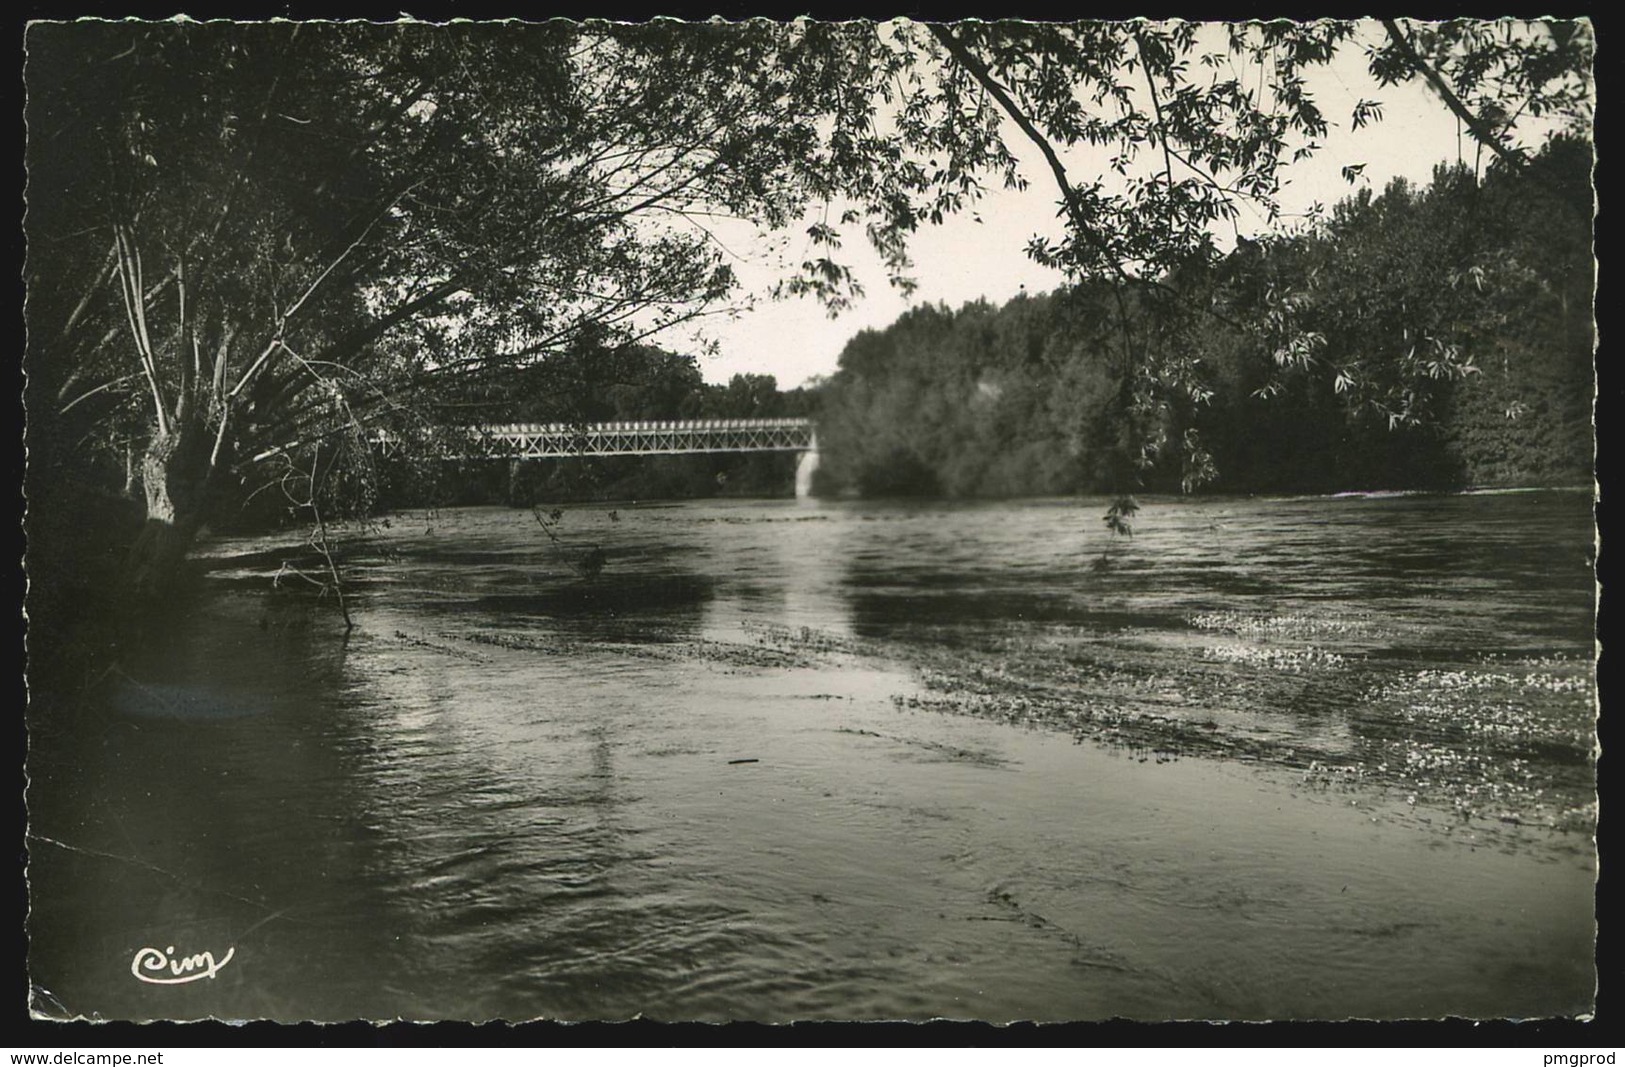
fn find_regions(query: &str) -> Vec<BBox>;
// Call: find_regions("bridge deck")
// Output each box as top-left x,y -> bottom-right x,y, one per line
382,418 -> 816,459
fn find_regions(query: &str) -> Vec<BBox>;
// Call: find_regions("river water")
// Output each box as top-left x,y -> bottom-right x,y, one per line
26,490 -> 1597,1022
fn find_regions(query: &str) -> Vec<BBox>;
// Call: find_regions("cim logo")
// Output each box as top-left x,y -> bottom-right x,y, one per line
130,944 -> 235,985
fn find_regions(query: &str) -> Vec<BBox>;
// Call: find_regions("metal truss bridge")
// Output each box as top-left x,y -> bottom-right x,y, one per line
380,418 -> 817,460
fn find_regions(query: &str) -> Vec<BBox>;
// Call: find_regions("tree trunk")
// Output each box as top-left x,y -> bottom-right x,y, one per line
120,424 -> 214,600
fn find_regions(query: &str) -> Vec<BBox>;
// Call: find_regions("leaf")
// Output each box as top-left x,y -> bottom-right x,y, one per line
1351,98 -> 1385,129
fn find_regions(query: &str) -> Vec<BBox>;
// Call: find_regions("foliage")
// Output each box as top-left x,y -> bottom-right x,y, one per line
24,20 -> 1022,590
812,136 -> 1593,498
23,18 -> 1594,596
924,19 -> 1591,499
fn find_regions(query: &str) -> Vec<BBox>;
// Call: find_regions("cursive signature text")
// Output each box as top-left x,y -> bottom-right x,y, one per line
130,944 -> 236,985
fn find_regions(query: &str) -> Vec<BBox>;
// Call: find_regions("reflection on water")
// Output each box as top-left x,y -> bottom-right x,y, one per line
27,491 -> 1596,1022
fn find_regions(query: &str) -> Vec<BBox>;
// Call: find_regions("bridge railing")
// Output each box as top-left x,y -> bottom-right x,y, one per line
375,418 -> 816,460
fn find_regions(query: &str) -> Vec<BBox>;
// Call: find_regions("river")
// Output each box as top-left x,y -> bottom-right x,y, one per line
25,490 -> 1597,1022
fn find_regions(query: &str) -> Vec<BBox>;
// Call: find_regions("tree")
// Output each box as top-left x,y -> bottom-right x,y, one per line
25,19 -> 1022,596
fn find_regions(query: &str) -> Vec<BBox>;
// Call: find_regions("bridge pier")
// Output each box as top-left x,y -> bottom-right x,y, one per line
507,458 -> 525,506
794,431 -> 820,500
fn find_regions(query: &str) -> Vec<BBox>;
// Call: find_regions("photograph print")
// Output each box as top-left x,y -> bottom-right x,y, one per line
22,17 -> 1598,1023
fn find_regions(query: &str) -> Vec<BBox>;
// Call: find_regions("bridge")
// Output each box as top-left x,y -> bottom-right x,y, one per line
452,418 -> 814,459
376,418 -> 821,496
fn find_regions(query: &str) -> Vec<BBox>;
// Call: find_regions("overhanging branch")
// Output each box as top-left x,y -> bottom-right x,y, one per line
1379,19 -> 1528,172
928,24 -> 1247,334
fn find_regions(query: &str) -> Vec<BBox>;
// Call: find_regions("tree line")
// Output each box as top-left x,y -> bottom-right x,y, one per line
811,136 -> 1593,499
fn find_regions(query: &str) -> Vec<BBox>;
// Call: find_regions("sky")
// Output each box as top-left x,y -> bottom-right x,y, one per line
667,20 -> 1569,389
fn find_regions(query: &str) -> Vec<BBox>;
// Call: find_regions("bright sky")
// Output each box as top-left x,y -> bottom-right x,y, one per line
672,20 -> 1571,389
